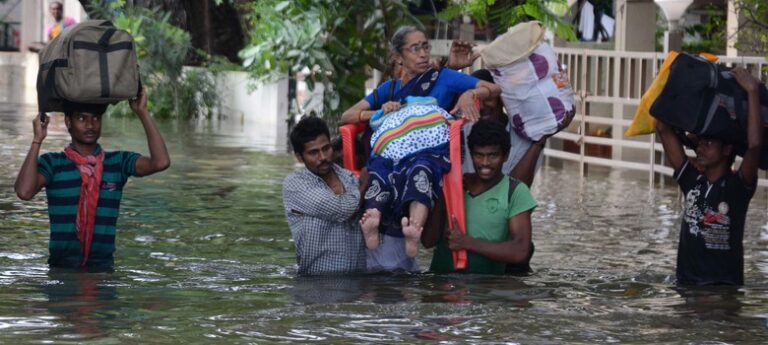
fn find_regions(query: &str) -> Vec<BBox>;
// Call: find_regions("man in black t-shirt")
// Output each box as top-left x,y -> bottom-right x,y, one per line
656,68 -> 762,285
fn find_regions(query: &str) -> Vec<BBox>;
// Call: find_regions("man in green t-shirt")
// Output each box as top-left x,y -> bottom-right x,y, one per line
422,120 -> 538,274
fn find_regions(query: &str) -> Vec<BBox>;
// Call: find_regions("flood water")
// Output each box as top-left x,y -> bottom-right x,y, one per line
1,106 -> 768,344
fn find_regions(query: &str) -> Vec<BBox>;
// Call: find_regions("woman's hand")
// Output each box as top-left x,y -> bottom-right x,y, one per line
381,101 -> 401,114
451,91 -> 480,121
446,40 -> 478,70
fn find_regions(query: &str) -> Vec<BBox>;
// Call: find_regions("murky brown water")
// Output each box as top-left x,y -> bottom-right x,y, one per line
1,105 -> 767,343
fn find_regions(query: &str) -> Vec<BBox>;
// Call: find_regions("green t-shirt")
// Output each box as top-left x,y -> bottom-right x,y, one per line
430,176 -> 537,274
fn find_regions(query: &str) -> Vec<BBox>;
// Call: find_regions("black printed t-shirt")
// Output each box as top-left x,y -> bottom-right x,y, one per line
674,161 -> 755,286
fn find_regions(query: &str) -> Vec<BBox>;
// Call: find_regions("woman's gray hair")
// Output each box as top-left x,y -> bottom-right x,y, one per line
390,26 -> 423,54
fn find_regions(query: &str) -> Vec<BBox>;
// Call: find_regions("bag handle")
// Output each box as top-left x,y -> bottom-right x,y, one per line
507,177 -> 521,203
98,28 -> 116,47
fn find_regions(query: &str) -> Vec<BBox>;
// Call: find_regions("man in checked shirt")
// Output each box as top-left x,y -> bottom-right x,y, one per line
282,116 -> 367,275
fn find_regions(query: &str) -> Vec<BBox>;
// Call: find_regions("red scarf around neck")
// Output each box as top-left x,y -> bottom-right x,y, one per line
63,145 -> 105,266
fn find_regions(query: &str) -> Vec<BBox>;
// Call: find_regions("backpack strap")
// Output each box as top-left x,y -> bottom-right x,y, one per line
504,176 -> 532,275
730,73 -> 747,127
507,177 -> 521,204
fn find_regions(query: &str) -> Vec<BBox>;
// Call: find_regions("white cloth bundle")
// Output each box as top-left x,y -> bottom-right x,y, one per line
480,22 -> 576,141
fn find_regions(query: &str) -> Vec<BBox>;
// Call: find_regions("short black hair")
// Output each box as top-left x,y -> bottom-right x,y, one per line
64,111 -> 105,118
63,102 -> 108,117
471,69 -> 494,83
290,116 -> 330,154
468,119 -> 510,154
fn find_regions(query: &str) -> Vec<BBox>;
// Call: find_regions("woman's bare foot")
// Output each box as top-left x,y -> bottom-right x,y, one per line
360,208 -> 381,250
402,217 -> 423,258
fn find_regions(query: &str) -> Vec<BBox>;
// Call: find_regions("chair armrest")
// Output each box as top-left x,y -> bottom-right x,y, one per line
338,122 -> 369,176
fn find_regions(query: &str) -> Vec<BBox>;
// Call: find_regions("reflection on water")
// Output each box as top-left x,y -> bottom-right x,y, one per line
41,270 -> 119,339
1,106 -> 768,343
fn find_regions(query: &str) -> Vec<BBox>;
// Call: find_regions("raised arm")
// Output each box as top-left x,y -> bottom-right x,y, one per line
510,140 -> 545,187
731,67 -> 763,187
445,40 -> 479,70
14,114 -> 49,200
451,80 -> 502,121
511,109 -> 576,186
655,119 -> 687,171
131,89 -> 171,177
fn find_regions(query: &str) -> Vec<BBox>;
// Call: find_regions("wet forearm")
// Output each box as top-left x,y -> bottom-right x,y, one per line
655,120 -> 686,170
510,141 -> 544,187
137,110 -> 170,171
463,238 -> 531,264
15,142 -> 43,200
746,89 -> 762,150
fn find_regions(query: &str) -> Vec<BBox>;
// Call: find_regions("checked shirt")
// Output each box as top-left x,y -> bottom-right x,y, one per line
282,164 -> 367,275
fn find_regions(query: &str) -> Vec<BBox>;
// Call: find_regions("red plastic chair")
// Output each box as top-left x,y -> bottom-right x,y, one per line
338,120 -> 468,270
338,122 -> 368,177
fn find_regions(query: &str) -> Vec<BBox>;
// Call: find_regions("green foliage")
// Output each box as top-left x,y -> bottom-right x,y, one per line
681,5 -> 725,55
440,0 -> 576,41
735,0 -> 768,69
83,0 -> 219,119
239,0 -> 420,126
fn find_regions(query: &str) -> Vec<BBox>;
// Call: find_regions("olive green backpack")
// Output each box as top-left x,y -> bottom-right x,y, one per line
37,20 -> 139,115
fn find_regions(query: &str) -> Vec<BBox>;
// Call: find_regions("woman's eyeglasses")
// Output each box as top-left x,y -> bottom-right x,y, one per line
404,43 -> 431,54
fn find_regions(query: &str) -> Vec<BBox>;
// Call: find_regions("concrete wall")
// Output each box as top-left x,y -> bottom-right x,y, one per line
213,71 -> 289,150
0,52 -> 38,105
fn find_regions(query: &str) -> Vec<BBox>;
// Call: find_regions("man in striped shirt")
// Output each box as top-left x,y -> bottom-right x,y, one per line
14,89 -> 170,270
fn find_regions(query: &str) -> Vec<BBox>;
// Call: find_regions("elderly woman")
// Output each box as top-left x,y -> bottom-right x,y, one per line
341,26 -> 500,271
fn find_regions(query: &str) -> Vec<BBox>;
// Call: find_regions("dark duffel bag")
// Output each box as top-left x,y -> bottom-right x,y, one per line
650,52 -> 768,168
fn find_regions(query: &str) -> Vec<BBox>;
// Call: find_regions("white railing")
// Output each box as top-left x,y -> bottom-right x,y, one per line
547,47 -> 768,187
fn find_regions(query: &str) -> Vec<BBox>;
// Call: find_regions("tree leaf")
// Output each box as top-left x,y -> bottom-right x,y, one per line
275,1 -> 290,12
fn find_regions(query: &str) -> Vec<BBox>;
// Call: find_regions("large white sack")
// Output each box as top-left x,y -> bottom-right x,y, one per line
479,21 -> 545,68
490,42 -> 575,141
